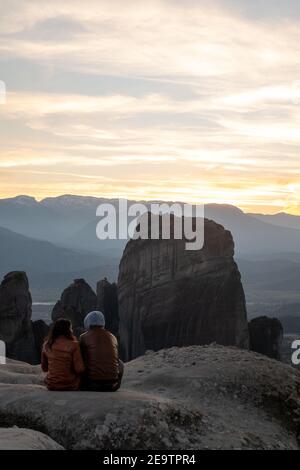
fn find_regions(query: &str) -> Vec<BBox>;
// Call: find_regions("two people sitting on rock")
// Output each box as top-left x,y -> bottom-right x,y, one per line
41,311 -> 124,392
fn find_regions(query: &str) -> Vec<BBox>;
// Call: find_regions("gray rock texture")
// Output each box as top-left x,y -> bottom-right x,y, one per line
52,278 -> 97,329
0,272 -> 38,363
0,427 -> 64,450
97,278 -> 119,336
118,218 -> 249,361
0,346 -> 299,450
32,319 -> 50,358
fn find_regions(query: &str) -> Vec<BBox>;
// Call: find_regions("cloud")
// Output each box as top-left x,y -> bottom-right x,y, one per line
1,1 -> 299,83
0,0 -> 299,212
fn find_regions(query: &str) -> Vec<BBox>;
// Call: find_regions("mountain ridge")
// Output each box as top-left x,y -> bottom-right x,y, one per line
1,195 -> 300,308
2,194 -> 299,218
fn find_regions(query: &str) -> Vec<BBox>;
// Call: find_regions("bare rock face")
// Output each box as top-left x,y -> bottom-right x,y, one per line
249,316 -> 283,360
52,278 -> 97,329
0,272 -> 32,343
32,320 -> 50,358
0,346 -> 299,450
118,218 -> 249,361
0,272 -> 38,364
97,278 -> 119,337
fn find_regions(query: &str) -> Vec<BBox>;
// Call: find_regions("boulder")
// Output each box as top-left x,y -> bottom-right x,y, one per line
0,428 -> 64,450
118,217 -> 249,361
52,279 -> 97,328
97,278 -> 119,336
0,346 -> 299,450
0,358 -> 43,385
249,316 -> 283,360
0,272 -> 38,364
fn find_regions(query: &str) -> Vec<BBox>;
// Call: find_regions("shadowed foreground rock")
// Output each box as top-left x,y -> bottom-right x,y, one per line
0,346 -> 299,450
249,316 -> 283,360
118,217 -> 249,361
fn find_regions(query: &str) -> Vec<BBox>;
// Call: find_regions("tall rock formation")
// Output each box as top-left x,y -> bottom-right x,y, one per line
52,279 -> 97,331
249,316 -> 283,360
32,319 -> 50,357
0,271 -> 45,364
118,217 -> 249,361
97,278 -> 119,337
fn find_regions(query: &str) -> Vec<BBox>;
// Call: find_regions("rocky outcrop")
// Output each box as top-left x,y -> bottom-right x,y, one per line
0,428 -> 64,450
52,279 -> 97,330
118,217 -> 249,361
52,278 -> 120,337
0,272 -> 32,344
0,272 -> 39,364
0,272 -> 51,364
0,347 -> 299,450
97,278 -> 119,336
249,316 -> 283,360
32,320 -> 49,358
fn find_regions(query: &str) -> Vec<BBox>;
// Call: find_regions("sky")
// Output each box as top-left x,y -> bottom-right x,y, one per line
0,0 -> 300,214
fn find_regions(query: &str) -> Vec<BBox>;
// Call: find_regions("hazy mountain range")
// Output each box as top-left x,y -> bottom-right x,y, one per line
0,195 -> 299,320
1,195 -> 300,255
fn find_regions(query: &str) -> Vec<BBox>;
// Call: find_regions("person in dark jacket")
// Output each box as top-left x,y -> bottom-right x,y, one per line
80,311 -> 124,391
41,318 -> 85,391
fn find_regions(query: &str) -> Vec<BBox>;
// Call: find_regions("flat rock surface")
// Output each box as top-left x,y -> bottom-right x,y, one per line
0,346 -> 299,450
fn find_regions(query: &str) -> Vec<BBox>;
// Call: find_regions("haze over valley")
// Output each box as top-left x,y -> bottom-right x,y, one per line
1,194 -> 300,329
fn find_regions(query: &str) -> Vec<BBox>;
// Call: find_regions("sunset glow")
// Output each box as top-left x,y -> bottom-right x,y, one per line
0,0 -> 300,213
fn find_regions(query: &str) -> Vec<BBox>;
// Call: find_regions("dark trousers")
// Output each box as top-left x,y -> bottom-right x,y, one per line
82,360 -> 124,392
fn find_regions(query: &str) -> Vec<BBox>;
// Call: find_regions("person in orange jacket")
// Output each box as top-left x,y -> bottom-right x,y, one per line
41,318 -> 85,391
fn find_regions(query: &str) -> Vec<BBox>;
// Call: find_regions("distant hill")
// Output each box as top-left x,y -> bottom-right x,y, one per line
0,225 -> 111,277
53,199 -> 300,258
1,195 -> 300,258
28,264 -> 119,303
0,195 -> 80,243
1,195 -> 300,309
205,204 -> 300,257
249,212 -> 300,231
